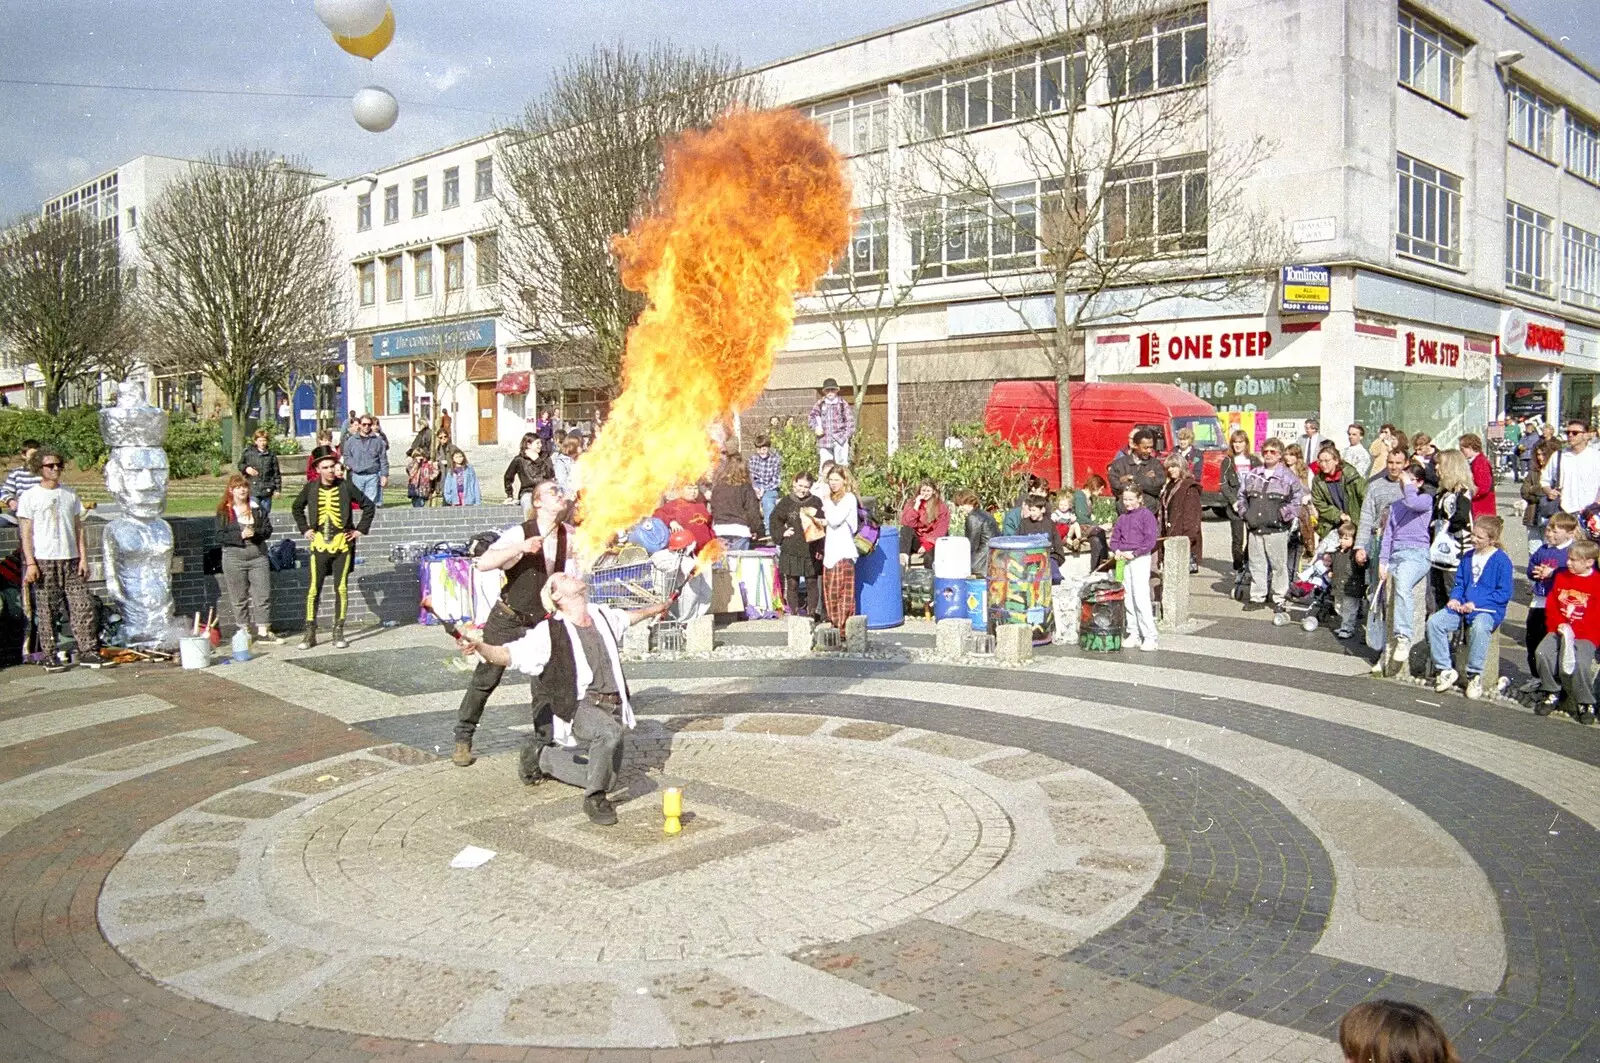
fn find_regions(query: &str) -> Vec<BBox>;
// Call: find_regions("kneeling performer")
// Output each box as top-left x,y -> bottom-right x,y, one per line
461,573 -> 666,825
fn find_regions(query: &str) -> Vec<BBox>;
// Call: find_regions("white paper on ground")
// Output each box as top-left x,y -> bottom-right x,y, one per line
449,845 -> 497,869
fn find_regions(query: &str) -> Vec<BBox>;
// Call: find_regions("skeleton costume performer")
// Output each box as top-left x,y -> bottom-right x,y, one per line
291,445 -> 375,648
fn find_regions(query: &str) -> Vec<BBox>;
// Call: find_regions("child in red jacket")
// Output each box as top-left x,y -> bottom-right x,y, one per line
1535,539 -> 1600,723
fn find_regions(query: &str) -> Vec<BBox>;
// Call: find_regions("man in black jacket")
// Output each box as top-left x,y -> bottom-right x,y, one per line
1107,429 -> 1165,512
462,574 -> 666,825
239,428 -> 282,515
291,445 -> 375,649
452,479 -> 572,768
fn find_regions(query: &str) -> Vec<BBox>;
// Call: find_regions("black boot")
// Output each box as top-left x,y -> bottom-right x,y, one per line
298,626 -> 317,650
518,739 -> 549,785
331,623 -> 348,649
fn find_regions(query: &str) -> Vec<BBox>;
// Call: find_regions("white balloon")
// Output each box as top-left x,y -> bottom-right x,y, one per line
352,86 -> 398,133
314,0 -> 387,38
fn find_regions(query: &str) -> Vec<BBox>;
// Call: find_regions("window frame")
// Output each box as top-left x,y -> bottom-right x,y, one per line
1101,153 -> 1208,256
908,175 -> 1091,280
474,234 -> 499,286
820,206 -> 890,289
357,261 -> 376,306
356,192 -> 372,232
1567,113 -> 1600,185
383,184 -> 399,225
384,255 -> 403,302
903,44 -> 1089,142
1394,153 -> 1463,268
411,175 -> 429,217
1106,7 -> 1208,101
442,166 -> 460,209
474,157 -> 494,201
413,247 -> 433,298
1563,223 -> 1600,310
1505,200 -> 1554,296
443,241 -> 465,293
809,91 -> 891,157
1396,9 -> 1467,111
1508,82 -> 1558,161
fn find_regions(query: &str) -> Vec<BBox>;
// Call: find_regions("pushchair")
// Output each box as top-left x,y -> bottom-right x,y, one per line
1283,528 -> 1341,632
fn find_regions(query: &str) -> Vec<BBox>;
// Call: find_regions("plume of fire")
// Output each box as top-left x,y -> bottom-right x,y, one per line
690,537 -> 727,579
573,109 -> 852,557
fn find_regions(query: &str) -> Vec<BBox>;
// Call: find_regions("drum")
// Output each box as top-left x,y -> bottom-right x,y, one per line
1079,581 -> 1126,652
932,536 -> 971,580
932,576 -> 966,621
964,577 -> 988,632
986,534 -> 1054,645
855,526 -> 904,629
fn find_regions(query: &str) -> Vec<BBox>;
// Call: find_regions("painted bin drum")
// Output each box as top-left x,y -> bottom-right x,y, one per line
932,576 -> 966,621
985,534 -> 1054,646
964,577 -> 988,632
1079,581 -> 1126,653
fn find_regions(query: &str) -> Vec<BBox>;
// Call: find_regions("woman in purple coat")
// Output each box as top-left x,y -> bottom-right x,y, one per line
1110,484 -> 1160,651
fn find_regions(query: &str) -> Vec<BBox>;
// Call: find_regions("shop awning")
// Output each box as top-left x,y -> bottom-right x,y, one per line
493,371 -> 530,395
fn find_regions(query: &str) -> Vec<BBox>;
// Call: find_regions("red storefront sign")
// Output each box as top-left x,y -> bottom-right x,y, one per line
1404,331 -> 1461,368
1136,328 -> 1274,367
1526,322 -> 1566,355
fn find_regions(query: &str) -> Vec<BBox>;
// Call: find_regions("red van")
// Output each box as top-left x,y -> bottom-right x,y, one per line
983,380 -> 1227,507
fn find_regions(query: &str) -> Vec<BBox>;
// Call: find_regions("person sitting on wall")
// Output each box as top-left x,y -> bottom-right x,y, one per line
899,480 -> 950,568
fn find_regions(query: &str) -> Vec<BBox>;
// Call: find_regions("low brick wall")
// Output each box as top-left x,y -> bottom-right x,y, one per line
0,501 -> 527,633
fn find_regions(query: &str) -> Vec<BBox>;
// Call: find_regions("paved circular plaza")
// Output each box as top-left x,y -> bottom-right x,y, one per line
3,609 -> 1600,1062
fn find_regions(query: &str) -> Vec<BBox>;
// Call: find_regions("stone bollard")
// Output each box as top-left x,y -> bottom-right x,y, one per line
623,621 -> 651,657
787,615 -> 814,654
1157,537 -> 1190,631
996,623 -> 1033,664
686,614 -> 715,655
1381,576 -> 1431,679
1453,625 -> 1503,691
844,615 -> 868,654
936,618 -> 969,659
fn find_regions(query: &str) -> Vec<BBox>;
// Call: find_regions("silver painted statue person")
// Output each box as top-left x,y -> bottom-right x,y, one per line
100,381 -> 178,648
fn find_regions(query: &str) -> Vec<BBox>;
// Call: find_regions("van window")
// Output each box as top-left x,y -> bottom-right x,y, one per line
1134,423 -> 1167,451
1172,415 -> 1223,449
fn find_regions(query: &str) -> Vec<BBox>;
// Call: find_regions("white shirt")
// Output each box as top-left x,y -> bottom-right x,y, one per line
478,521 -> 578,575
1342,445 -> 1372,477
504,603 -> 635,741
1543,445 -> 1600,514
1471,548 -> 1491,582
17,484 -> 83,560
821,491 -> 859,568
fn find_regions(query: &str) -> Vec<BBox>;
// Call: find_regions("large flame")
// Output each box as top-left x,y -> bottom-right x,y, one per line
573,109 -> 852,557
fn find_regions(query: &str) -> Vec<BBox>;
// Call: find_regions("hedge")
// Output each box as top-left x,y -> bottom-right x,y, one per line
0,407 -> 225,479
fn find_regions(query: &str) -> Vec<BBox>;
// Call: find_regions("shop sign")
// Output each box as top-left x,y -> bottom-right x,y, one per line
1500,306 -> 1566,360
373,318 -> 496,361
1135,326 -> 1275,367
1404,331 -> 1461,369
1280,265 -> 1331,313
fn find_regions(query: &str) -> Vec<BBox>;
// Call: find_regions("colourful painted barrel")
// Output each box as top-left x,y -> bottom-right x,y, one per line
986,534 -> 1054,645
932,576 -> 966,621
1079,580 -> 1126,652
854,525 -> 904,630
964,577 -> 988,631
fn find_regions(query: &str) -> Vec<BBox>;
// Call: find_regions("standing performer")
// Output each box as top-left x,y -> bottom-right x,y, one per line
461,574 -> 666,825
452,479 -> 574,768
291,445 -> 374,649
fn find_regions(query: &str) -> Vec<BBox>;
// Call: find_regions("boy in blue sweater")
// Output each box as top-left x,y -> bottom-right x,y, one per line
1525,511 -> 1578,683
1426,515 -> 1514,699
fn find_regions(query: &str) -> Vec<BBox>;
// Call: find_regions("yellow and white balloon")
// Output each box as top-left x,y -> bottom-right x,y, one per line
314,0 -> 399,131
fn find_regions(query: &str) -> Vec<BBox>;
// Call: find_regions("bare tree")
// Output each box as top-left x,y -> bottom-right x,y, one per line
139,150 -> 341,459
496,44 -> 763,395
0,210 -> 135,413
910,0 -> 1293,486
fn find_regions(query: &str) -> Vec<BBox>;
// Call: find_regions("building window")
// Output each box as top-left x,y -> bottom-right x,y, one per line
1103,154 -> 1207,255
475,157 -> 493,200
475,234 -> 498,285
810,91 -> 891,156
356,192 -> 371,231
126,206 -> 137,230
905,45 -> 1088,141
1509,83 -> 1558,160
1505,201 -> 1553,295
1563,224 -> 1600,309
357,261 -> 376,306
1397,9 -> 1466,109
1394,153 -> 1461,267
414,248 -> 433,298
1568,114 -> 1600,185
442,166 -> 460,208
821,207 -> 889,289
384,256 -> 403,301
909,177 -> 1087,278
443,242 -> 464,292
383,184 -> 399,224
412,176 -> 429,217
1106,8 -> 1207,100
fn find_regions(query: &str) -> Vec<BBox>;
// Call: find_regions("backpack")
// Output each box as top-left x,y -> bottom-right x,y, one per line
268,537 -> 298,571
854,502 -> 880,556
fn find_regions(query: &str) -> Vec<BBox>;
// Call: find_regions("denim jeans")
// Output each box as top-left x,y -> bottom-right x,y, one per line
349,472 -> 382,507
1427,608 -> 1497,674
1387,547 -> 1430,640
759,488 -> 778,538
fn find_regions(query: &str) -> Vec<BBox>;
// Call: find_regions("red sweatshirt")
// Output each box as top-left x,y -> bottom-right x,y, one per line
1468,451 -> 1496,519
1549,567 -> 1600,645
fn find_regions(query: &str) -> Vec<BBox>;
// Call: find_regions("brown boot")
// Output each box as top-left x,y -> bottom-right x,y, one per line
452,740 -> 474,767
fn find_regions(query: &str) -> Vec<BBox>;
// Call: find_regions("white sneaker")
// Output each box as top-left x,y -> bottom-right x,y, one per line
1434,668 -> 1459,693
1370,657 -> 1386,675
1465,675 -> 1484,700
1390,636 -> 1411,667
1123,636 -> 1142,650
1139,639 -> 1159,652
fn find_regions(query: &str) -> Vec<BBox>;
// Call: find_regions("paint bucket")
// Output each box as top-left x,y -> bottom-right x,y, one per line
964,577 -> 988,631
932,536 -> 971,580
932,576 -> 966,621
179,635 -> 212,670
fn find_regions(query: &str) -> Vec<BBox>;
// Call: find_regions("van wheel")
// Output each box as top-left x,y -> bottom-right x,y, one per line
1209,506 -> 1230,521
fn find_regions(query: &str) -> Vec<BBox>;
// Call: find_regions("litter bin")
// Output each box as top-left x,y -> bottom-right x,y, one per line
855,525 -> 903,630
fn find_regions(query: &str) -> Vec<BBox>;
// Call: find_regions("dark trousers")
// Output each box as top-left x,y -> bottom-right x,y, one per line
455,606 -> 536,742
783,572 -> 817,618
1087,527 -> 1109,571
305,545 -> 352,625
1228,515 -> 1248,572
1526,606 -> 1548,677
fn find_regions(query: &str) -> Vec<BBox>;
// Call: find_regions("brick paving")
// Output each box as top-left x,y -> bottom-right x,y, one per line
5,596 -> 1600,1060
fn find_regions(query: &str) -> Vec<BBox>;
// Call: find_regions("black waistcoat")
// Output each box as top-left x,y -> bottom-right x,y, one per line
503,520 -> 566,617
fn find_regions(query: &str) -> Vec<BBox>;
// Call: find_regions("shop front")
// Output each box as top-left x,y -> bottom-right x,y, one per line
366,318 -> 496,440
1565,325 -> 1600,427
1497,306 -> 1567,425
1352,319 -> 1493,444
1090,316 -> 1324,442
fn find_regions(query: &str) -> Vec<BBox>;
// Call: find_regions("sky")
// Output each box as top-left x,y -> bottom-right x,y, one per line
0,0 -> 1596,220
